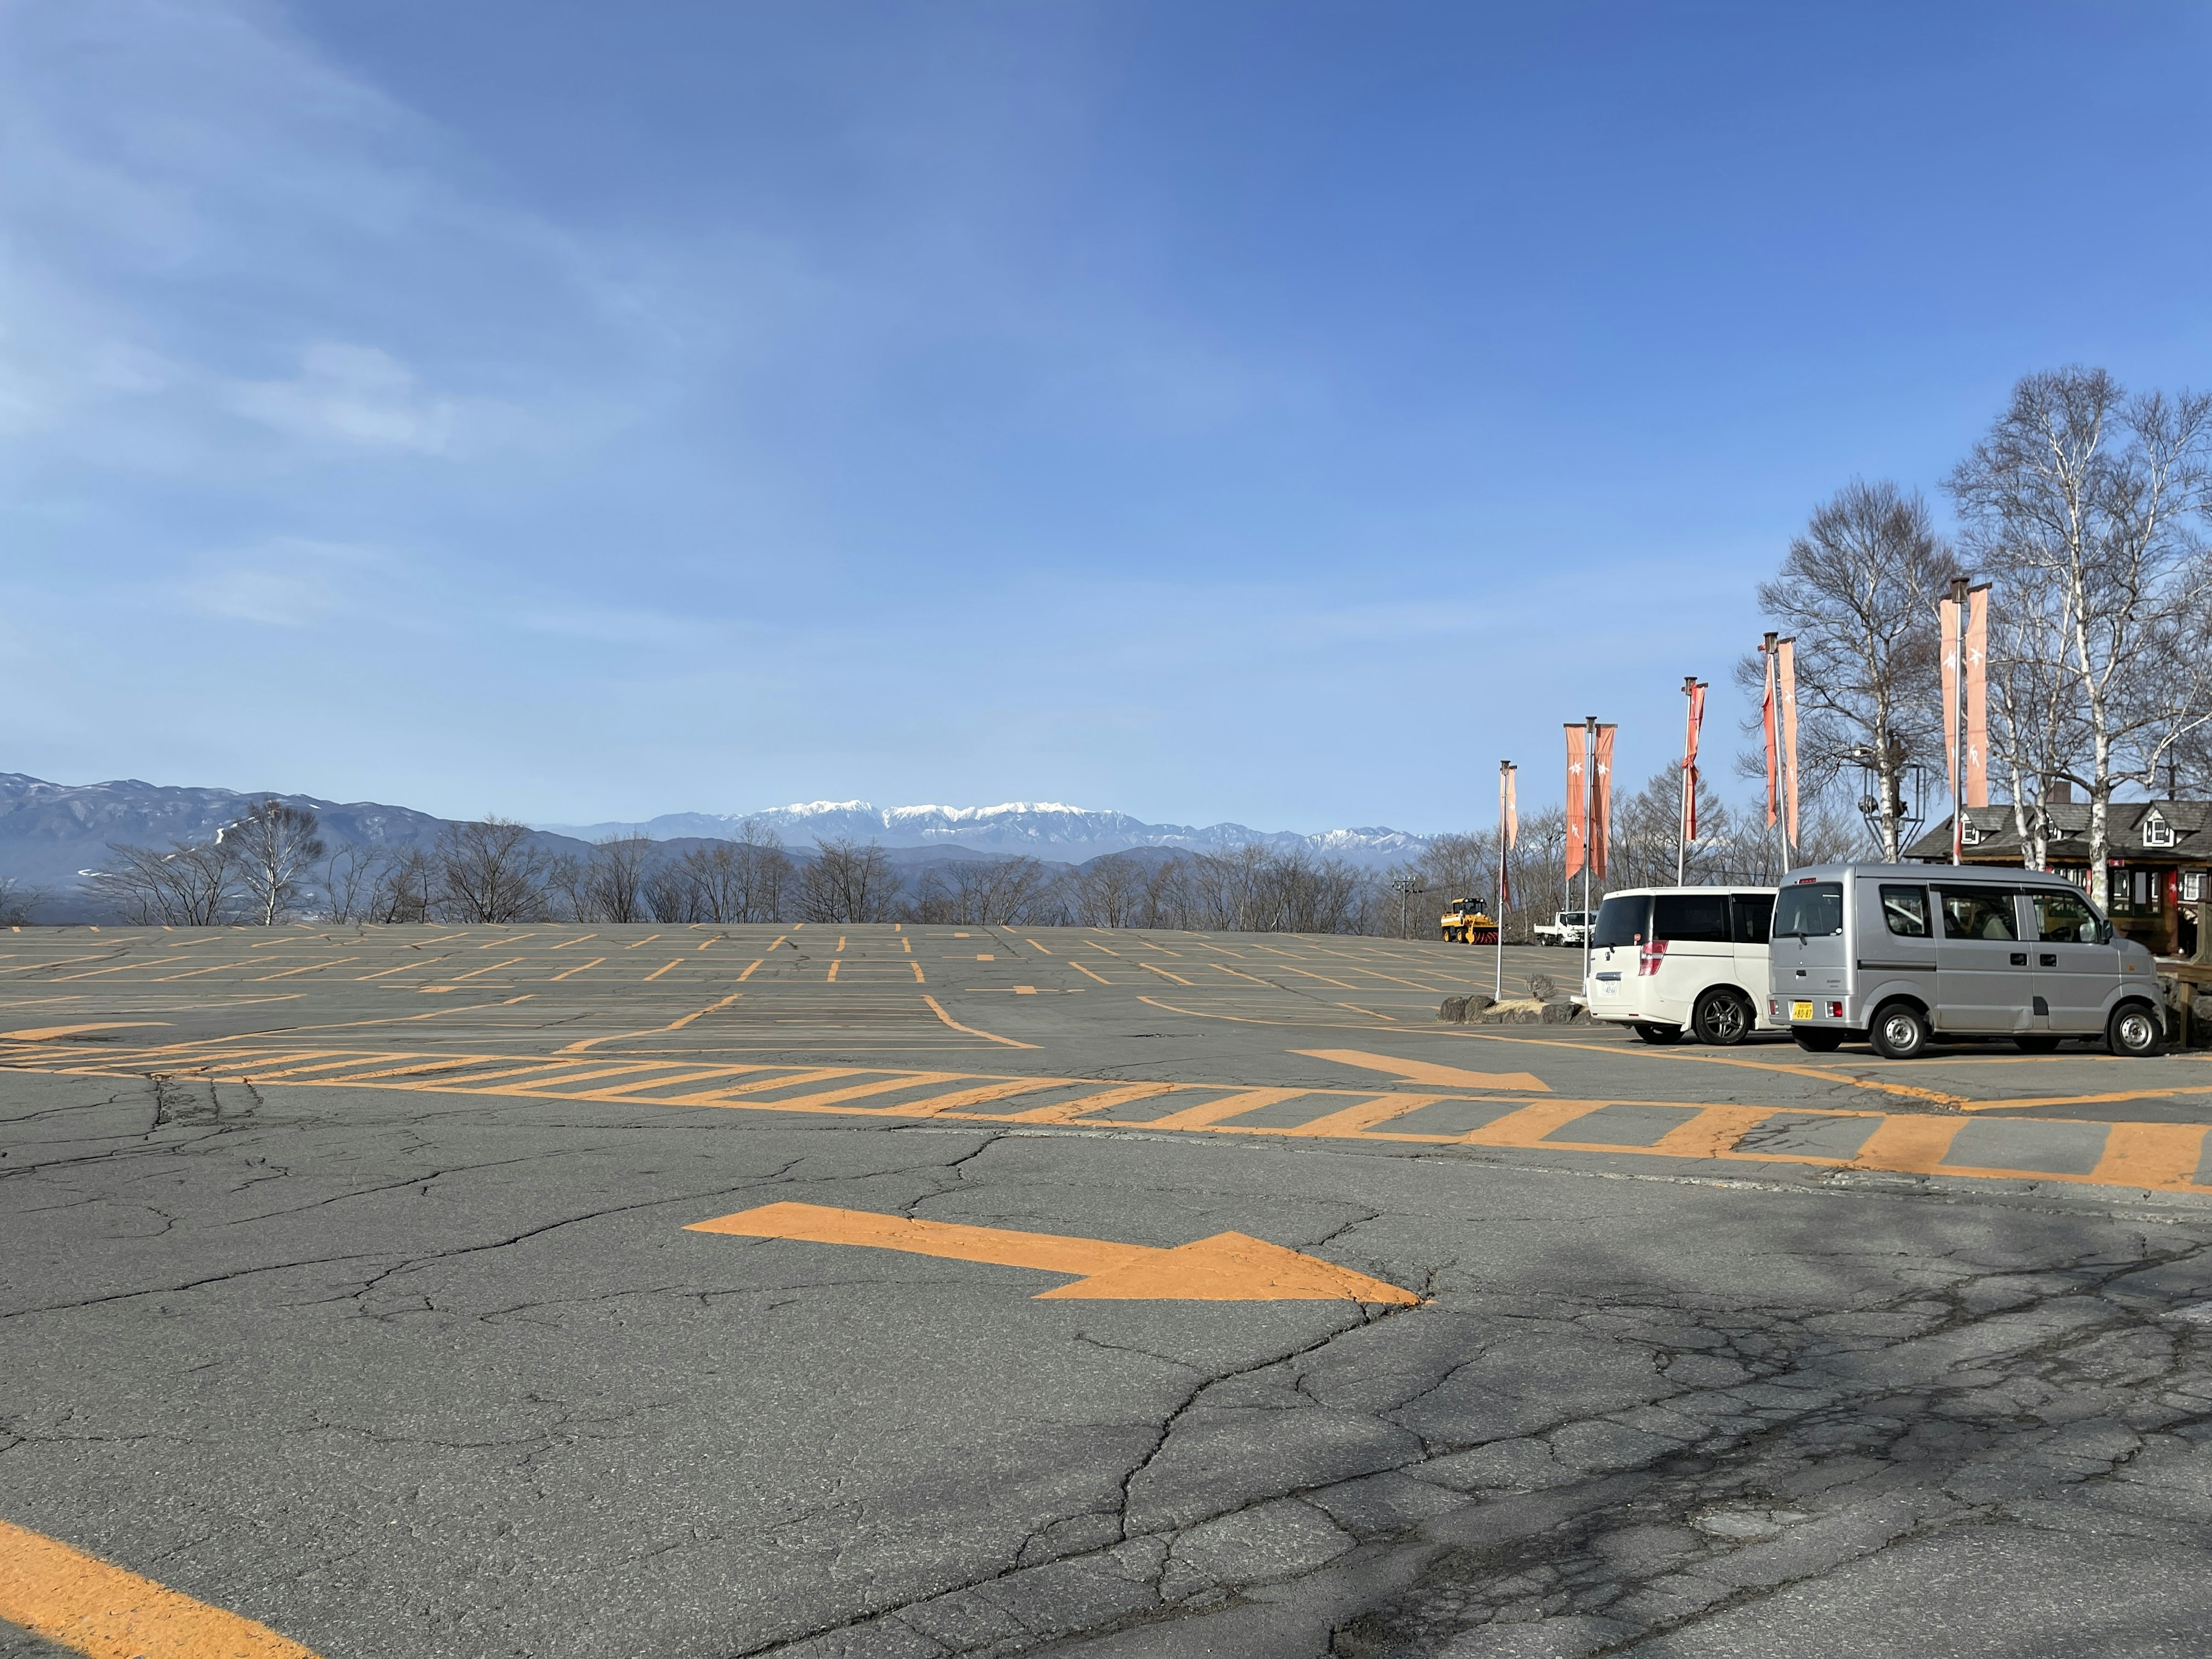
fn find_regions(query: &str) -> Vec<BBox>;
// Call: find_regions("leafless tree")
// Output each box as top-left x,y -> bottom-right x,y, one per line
0,878 -> 44,926
321,843 -> 396,923
1070,855 -> 1147,927
1949,368 -> 2212,885
1137,859 -> 1188,929
644,859 -> 704,923
800,838 -> 896,923
1500,806 -> 1568,941
371,847 -> 436,923
1410,832 -> 1494,935
675,834 -> 792,923
585,834 -> 656,923
434,817 -> 551,922
89,840 -> 240,925
916,857 -> 1062,925
1738,480 -> 1961,862
222,798 -> 326,925
1607,766 -> 1736,890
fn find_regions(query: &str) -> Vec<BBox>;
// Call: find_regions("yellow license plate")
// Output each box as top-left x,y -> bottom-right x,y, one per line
1791,1000 -> 1815,1021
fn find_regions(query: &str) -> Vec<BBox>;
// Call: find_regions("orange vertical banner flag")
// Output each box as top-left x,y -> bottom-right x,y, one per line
1563,724 -> 1588,880
1939,593 -> 1962,817
1777,638 -> 1800,847
1498,762 -> 1518,910
1591,724 -> 1616,882
1964,585 -> 1989,810
1683,680 -> 1706,842
1761,642 -> 1779,828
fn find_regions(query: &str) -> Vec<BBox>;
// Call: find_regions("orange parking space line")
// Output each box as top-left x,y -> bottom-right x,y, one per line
910,961 -> 926,982
660,1067 -> 859,1104
900,1079 -> 1080,1116
1210,963 -> 1274,984
550,957 -> 605,980
664,992 -> 742,1030
449,957 -> 524,982
1138,961 -> 1193,986
301,1055 -> 510,1085
1024,939 -> 1054,955
1459,1100 -> 1616,1146
155,963 -> 235,981
622,934 -> 663,949
718,1074 -> 978,1113
255,957 -> 361,981
921,994 -> 1036,1048
1846,1114 -> 1968,1175
827,960 -> 840,982
2088,1122 -> 2212,1191
1068,960 -> 1111,983
1143,1088 -> 1308,1130
738,959 -> 765,980
1645,1104 -> 1784,1159
1336,1003 -> 1399,1021
1006,1082 -> 1181,1123
548,933 -> 597,949
644,960 -> 681,981
1963,1084 -> 2212,1113
1283,1093 -> 1450,1137
357,959 -> 449,980
0,1515 -> 324,1659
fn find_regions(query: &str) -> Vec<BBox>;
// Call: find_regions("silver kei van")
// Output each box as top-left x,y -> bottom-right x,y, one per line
1767,862 -> 2166,1060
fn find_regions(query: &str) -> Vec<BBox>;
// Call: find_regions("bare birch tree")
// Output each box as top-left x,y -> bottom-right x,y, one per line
1949,368 -> 2212,888
1738,480 -> 1960,861
223,799 -> 326,926
585,834 -> 656,923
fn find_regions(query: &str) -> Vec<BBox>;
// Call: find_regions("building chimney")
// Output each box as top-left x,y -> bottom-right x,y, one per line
2044,778 -> 2073,804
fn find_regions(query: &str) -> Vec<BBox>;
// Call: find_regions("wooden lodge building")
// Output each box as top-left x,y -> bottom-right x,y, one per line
1908,801 -> 2211,960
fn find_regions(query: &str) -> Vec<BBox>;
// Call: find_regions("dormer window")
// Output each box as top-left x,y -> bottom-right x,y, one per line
2143,811 -> 2175,849
1961,819 -> 1985,847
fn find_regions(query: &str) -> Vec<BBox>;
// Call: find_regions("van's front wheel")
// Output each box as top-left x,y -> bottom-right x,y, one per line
1869,1003 -> 1931,1060
1691,988 -> 1754,1047
2107,1003 -> 2165,1058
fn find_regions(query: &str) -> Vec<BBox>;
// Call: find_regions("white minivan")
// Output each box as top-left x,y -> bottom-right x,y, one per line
1582,885 -> 1783,1046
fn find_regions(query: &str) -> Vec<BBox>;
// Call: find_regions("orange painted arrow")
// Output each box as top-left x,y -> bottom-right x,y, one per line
688,1201 -> 1418,1304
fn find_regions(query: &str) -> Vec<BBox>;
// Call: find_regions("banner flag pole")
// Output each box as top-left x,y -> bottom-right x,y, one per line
1497,760 -> 1516,1002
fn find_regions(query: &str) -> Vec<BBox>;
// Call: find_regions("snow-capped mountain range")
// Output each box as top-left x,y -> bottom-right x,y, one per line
537,800 -> 1429,866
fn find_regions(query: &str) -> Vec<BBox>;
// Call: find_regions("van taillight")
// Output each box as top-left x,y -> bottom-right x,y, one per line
1639,939 -> 1668,977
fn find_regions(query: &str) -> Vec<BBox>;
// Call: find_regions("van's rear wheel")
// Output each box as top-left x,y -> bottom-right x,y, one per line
2107,1003 -> 2165,1058
1633,1023 -> 1683,1044
2014,1034 -> 2062,1054
1870,1003 -> 1931,1060
1792,1028 -> 1843,1052
1691,988 -> 1754,1047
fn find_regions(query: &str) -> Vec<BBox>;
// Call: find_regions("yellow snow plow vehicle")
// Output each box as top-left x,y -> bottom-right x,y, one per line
1439,897 -> 1498,945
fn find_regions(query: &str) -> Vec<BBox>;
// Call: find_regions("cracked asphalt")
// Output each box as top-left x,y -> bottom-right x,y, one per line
8,922 -> 2212,1658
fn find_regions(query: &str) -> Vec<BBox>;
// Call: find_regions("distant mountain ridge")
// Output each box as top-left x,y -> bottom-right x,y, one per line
534,800 -> 1431,867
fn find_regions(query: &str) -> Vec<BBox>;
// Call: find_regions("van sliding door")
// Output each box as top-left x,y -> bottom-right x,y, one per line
1934,885 -> 2030,1033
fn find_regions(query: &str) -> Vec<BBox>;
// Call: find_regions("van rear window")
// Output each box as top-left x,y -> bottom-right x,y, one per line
1773,881 -> 1843,938
1653,893 -> 1730,942
1592,894 -> 1651,949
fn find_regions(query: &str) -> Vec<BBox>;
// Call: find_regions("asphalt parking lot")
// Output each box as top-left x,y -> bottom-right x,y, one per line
8,922 -> 2212,1658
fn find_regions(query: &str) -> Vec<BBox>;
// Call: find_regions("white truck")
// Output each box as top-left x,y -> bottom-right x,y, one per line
1533,910 -> 1596,948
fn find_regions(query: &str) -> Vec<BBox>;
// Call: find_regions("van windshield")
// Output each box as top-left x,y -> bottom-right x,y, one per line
1592,894 -> 1650,949
1773,881 -> 1843,938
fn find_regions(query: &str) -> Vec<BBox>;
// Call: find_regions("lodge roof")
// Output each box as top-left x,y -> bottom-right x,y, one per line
1906,801 -> 2212,864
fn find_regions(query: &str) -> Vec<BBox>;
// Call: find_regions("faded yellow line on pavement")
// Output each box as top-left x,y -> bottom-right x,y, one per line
622,934 -> 663,949
1138,961 -> 1193,986
548,933 -> 597,949
1,1022 -> 171,1041
665,992 -> 743,1030
1068,960 -> 1111,984
644,959 -> 681,981
0,1516 -> 323,1658
1294,1048 -> 1550,1093
550,957 -> 605,980
255,957 -> 360,982
920,994 -> 1035,1048
737,958 -> 767,980
1336,1003 -> 1400,1021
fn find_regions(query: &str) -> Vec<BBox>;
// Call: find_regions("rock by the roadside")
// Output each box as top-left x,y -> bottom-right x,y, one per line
1539,998 -> 1588,1024
1527,973 -> 1559,1003
1440,996 -> 1469,1023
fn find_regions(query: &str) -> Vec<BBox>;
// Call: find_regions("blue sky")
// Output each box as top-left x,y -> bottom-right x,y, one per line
5,1 -> 2209,832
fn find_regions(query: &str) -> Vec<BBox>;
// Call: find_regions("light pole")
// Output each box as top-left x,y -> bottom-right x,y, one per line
1388,875 -> 1424,941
